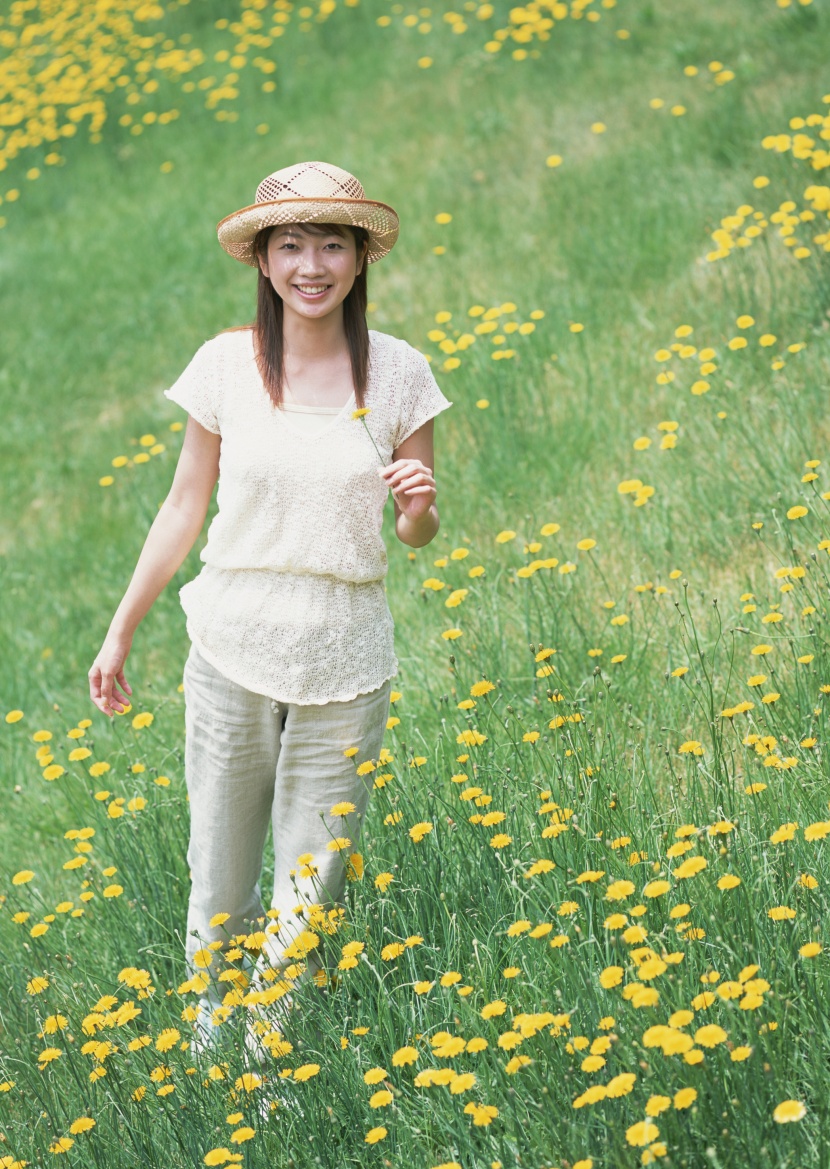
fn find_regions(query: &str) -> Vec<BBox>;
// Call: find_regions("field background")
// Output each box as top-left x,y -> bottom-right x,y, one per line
1,0 -> 830,1166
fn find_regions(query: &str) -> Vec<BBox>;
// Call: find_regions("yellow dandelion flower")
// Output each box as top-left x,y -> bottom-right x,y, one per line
66,1116 -> 95,1135
678,740 -> 703,755
694,1024 -> 727,1047
799,942 -> 822,958
773,1100 -> 806,1124
730,1046 -> 753,1061
204,1149 -> 234,1166
626,1120 -> 659,1147
674,856 -> 707,879
599,965 -> 624,988
768,906 -> 796,921
643,880 -> 671,898
606,880 -> 635,900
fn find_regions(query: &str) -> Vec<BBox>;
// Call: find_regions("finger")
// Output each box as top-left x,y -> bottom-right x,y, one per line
91,667 -> 112,714
381,460 -> 422,480
399,487 -> 434,498
116,669 -> 133,695
386,468 -> 426,487
396,474 -> 430,492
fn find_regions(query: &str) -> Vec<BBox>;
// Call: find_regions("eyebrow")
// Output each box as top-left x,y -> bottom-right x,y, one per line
273,228 -> 343,239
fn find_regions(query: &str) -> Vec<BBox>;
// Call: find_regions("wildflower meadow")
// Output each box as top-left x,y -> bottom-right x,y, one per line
1,0 -> 830,1166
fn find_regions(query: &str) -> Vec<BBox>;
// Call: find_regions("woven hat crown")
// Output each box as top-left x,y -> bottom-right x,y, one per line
216,160 -> 399,268
255,161 -> 367,204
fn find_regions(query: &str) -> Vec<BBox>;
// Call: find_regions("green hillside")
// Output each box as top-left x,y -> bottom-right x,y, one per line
1,0 -> 830,1165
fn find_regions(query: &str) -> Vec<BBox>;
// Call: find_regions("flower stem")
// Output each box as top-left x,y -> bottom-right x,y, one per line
359,417 -> 400,504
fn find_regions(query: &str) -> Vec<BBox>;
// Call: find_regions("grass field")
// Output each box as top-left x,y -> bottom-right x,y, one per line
2,0 -> 830,1165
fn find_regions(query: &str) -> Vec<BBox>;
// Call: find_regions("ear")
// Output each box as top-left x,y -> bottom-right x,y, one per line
256,229 -> 274,278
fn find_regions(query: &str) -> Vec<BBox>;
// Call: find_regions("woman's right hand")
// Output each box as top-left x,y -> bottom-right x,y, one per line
89,635 -> 134,718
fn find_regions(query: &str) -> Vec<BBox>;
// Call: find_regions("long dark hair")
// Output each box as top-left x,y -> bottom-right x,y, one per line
221,221 -> 372,410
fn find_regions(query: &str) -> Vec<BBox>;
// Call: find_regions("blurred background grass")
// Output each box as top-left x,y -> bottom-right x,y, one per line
1,0 -> 829,884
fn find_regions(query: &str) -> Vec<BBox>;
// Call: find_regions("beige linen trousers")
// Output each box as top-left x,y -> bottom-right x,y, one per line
181,639 -> 393,1036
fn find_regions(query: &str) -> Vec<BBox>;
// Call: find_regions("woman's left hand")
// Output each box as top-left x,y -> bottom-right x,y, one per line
378,458 -> 436,520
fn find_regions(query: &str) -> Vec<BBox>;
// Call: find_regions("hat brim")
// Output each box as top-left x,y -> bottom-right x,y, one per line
216,197 -> 400,266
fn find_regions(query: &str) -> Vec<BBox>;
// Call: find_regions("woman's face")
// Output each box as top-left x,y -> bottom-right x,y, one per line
258,224 -> 367,319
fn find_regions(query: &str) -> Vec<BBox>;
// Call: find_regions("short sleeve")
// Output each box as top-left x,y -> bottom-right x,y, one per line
163,339 -> 222,435
394,346 -> 454,448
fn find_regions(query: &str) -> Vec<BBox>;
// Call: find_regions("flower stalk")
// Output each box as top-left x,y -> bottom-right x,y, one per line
353,407 -> 400,504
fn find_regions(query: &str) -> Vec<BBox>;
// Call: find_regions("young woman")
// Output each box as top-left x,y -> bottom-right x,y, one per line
87,161 -> 453,1067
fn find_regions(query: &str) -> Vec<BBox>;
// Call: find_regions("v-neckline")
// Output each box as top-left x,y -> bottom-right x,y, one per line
275,390 -> 357,440
249,329 -> 372,443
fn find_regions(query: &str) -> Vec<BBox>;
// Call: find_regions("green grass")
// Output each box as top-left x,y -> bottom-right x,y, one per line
2,0 -> 830,1165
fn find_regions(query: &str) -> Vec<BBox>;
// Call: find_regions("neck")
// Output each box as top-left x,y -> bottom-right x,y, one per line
281,303 -> 349,361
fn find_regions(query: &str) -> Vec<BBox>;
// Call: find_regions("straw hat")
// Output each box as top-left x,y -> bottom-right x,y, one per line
216,161 -> 399,267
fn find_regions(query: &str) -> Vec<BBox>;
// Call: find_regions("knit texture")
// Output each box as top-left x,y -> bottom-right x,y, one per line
163,327 -> 453,704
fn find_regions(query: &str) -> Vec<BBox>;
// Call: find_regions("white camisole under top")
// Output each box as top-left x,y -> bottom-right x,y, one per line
278,396 -> 345,435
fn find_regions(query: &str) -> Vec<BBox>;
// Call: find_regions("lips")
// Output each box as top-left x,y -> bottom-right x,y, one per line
293,285 -> 332,299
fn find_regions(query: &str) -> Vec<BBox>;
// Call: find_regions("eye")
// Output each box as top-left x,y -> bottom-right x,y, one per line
280,241 -> 344,249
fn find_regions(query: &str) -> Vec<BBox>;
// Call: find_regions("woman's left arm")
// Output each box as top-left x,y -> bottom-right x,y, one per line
379,417 -> 440,548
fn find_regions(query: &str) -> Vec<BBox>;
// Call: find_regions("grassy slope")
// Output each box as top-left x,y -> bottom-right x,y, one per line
1,0 -> 829,889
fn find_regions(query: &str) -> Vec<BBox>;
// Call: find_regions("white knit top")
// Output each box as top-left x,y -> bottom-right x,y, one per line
163,326 -> 454,705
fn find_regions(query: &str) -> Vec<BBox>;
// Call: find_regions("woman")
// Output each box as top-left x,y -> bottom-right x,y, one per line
87,161 -> 453,1068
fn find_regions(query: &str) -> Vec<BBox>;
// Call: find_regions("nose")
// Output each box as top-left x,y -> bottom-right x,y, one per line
295,247 -> 330,276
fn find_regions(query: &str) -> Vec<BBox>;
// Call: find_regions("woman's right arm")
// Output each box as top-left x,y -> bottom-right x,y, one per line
88,417 -> 221,717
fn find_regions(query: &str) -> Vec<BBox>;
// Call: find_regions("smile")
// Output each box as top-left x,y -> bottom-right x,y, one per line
293,285 -> 332,299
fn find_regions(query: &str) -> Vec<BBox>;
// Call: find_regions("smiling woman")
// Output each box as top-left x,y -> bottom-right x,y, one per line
87,159 -> 453,1069
244,219 -> 374,409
